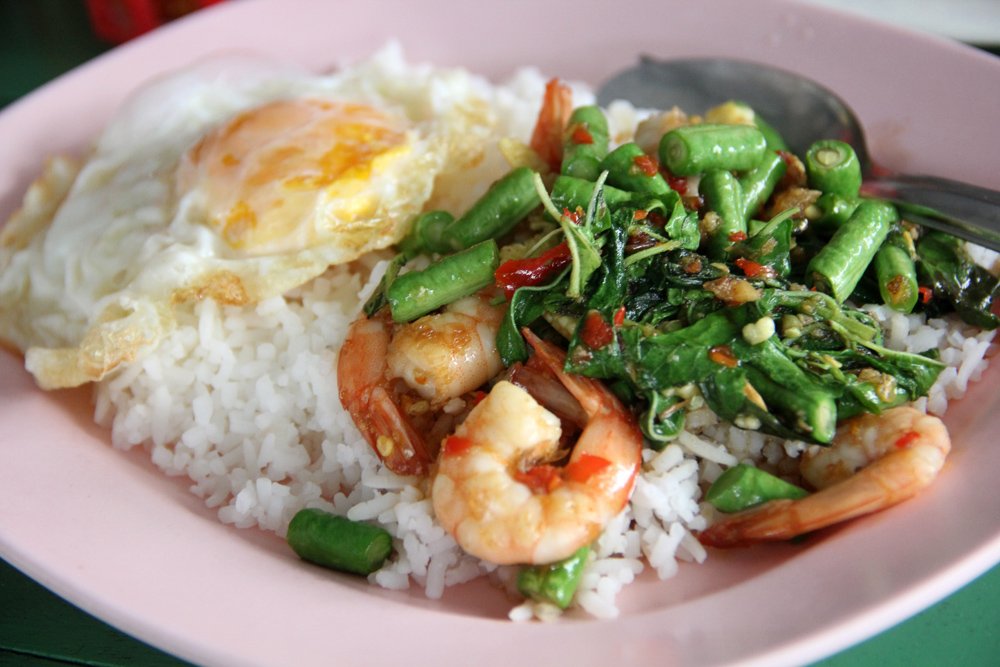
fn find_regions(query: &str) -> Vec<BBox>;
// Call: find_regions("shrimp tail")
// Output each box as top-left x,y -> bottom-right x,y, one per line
699,407 -> 951,548
368,386 -> 434,476
337,313 -> 433,476
529,78 -> 572,172
698,499 -> 802,548
522,328 -> 618,418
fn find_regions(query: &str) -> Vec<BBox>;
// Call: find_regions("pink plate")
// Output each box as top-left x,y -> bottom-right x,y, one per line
2,1 -> 1000,665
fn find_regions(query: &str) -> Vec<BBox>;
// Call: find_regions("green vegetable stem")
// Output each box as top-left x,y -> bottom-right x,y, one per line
286,508 -> 393,576
658,123 -> 767,176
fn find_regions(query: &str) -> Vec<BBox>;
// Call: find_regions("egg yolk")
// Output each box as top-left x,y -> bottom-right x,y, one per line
177,98 -> 410,255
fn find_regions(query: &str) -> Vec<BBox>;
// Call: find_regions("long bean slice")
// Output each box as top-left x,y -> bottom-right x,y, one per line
658,123 -> 767,176
742,337 -> 839,444
598,142 -> 671,196
806,200 -> 897,303
701,170 -> 745,258
875,233 -> 919,312
516,546 -> 591,609
809,192 -> 860,234
561,105 -> 610,181
706,100 -> 788,151
386,240 -> 499,322
287,508 -> 393,576
551,175 -> 633,214
441,166 -> 541,252
398,210 -> 454,256
739,150 -> 787,220
706,464 -> 808,513
805,139 -> 862,199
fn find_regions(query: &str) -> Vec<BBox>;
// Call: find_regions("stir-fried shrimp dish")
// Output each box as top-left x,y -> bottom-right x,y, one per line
2,46 -> 997,620
328,74 -> 998,616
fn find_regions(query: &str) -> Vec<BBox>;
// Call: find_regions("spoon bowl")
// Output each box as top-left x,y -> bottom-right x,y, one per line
598,56 -> 1000,250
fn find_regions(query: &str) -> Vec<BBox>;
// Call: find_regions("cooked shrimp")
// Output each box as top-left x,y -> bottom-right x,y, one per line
431,330 -> 643,565
385,294 -> 504,403
699,406 -> 950,548
529,78 -> 572,173
337,293 -> 504,476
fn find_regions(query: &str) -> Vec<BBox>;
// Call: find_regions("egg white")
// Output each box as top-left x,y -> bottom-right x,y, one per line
0,46 -> 501,389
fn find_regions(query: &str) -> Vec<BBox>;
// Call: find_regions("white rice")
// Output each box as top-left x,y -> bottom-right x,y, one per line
94,247 -> 996,619
89,58 -> 999,620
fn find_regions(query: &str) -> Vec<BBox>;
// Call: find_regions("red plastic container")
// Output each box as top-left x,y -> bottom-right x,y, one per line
86,0 -> 227,43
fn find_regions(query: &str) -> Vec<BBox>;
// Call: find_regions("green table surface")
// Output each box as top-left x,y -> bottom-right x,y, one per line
1,2 -> 999,666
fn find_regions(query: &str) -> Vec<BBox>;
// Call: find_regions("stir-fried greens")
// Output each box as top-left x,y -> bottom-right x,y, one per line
324,89 -> 999,607
366,96 -> 998,452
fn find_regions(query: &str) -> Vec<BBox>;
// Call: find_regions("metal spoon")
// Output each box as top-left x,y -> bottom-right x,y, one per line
597,56 -> 1000,251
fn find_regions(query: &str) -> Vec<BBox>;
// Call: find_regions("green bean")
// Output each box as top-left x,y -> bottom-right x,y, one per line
550,175 -> 633,214
398,210 -> 454,256
516,546 -> 590,609
561,105 -> 610,181
701,169 -> 745,258
806,200 -> 897,303
743,338 -> 839,444
658,124 -> 767,176
717,101 -> 788,151
705,464 -> 808,513
805,140 -> 862,199
875,238 -> 919,313
810,192 -> 860,234
440,166 -> 541,252
751,114 -> 787,152
386,240 -> 500,322
362,252 -> 408,317
286,508 -> 393,576
598,142 -> 671,196
739,150 -> 787,220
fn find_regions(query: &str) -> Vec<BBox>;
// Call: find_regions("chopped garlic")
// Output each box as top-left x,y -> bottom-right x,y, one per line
742,316 -> 775,345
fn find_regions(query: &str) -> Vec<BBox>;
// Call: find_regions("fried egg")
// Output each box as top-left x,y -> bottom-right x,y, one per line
0,46 -> 499,389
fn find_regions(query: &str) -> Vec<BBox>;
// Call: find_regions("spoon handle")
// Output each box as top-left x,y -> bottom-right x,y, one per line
862,174 -> 1000,251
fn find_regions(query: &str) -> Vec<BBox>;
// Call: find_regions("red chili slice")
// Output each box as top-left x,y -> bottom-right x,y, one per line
709,345 -> 740,368
613,306 -> 626,327
666,172 -> 688,195
728,231 -> 748,242
633,154 -> 659,177
562,207 -> 582,224
564,454 -> 611,484
734,256 -> 777,280
918,286 -> 933,304
894,431 -> 920,449
580,310 -> 615,349
495,242 -> 572,299
443,435 -> 473,457
515,464 -> 563,494
570,124 -> 594,145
